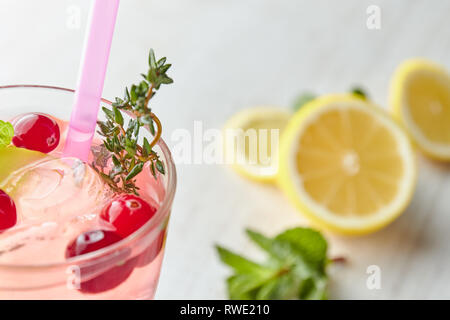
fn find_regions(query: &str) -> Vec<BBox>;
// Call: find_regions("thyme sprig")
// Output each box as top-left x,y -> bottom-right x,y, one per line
93,49 -> 173,195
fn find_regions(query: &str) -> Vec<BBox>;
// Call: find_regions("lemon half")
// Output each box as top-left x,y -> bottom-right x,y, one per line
278,95 -> 416,235
390,59 -> 450,160
224,107 -> 291,183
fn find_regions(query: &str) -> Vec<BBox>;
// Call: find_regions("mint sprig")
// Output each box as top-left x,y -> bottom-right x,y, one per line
0,120 -> 14,149
216,227 -> 330,300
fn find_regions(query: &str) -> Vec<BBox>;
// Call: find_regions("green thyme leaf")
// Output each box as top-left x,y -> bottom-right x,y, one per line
155,159 -> 165,174
0,120 -> 14,148
150,161 -> 156,177
112,155 -> 121,167
143,137 -> 151,156
102,107 -> 115,121
149,49 -> 157,69
113,106 -> 124,126
125,162 -> 144,181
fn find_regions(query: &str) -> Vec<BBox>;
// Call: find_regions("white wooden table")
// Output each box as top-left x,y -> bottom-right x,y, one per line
1,0 -> 449,299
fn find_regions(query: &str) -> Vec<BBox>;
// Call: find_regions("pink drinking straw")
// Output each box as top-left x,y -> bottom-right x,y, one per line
63,0 -> 120,161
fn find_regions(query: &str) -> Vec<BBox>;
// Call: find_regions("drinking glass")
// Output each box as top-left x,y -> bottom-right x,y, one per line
0,85 -> 176,299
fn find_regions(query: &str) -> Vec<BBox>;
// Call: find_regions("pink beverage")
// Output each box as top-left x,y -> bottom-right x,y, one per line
0,85 -> 176,299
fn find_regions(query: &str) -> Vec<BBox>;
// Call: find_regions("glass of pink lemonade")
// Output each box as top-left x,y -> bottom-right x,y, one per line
0,85 -> 176,299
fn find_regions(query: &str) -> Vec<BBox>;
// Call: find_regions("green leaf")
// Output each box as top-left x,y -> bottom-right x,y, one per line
148,49 -> 157,69
227,274 -> 271,300
246,229 -> 274,253
269,272 -> 302,300
160,63 -> 172,73
102,107 -> 115,121
148,118 -> 156,135
125,162 -> 143,181
140,80 -> 149,93
157,57 -> 166,67
125,145 -> 136,157
129,157 -> 136,170
155,159 -> 165,174
97,121 -> 110,136
216,246 -> 276,277
292,92 -> 316,111
111,155 -> 121,167
299,276 -> 327,300
130,85 -> 138,103
113,106 -> 124,126
160,76 -> 174,84
0,120 -> 14,148
143,137 -> 151,155
255,277 -> 279,300
149,161 -> 156,177
218,227 -> 330,300
276,227 -> 328,271
350,86 -> 368,100
246,229 -> 297,265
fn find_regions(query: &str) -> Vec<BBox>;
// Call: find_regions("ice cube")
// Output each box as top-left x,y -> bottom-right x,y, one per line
0,157 -> 113,263
4,157 -> 111,224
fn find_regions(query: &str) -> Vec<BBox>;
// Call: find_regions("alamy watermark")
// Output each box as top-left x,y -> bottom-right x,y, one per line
366,265 -> 381,290
170,121 -> 281,174
66,5 -> 81,30
66,265 -> 81,290
366,5 -> 381,30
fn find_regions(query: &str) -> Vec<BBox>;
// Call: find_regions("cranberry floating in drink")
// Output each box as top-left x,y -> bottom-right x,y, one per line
100,195 -> 157,238
65,230 -> 137,293
12,113 -> 60,153
0,190 -> 16,232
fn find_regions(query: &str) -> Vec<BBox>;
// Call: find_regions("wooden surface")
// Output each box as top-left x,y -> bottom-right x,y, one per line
1,0 -> 449,299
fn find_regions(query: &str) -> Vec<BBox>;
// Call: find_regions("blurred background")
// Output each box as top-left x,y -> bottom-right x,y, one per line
1,0 -> 449,299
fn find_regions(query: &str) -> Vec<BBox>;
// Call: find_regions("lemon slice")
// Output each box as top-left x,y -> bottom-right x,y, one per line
278,95 -> 416,235
390,59 -> 450,160
0,147 -> 47,186
224,107 -> 291,183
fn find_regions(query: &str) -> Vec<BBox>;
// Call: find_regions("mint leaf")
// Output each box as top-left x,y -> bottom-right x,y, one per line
216,227 -> 331,300
276,227 -> 327,272
246,229 -> 309,272
0,120 -> 14,148
350,86 -> 368,100
269,271 -> 301,299
299,276 -> 327,300
227,274 -> 274,300
216,245 -> 279,299
255,277 -> 279,299
245,229 -> 274,254
216,246 -> 277,276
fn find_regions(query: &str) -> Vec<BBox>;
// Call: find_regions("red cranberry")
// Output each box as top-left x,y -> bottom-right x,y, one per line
100,195 -> 157,238
12,113 -> 60,153
65,230 -> 137,294
0,190 -> 17,231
